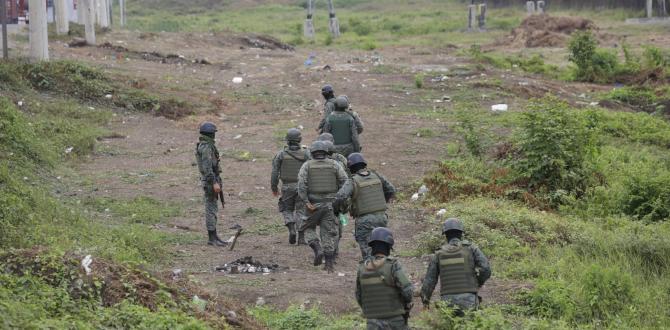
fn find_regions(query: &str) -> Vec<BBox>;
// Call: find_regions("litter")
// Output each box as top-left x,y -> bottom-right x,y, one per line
232,77 -> 243,84
81,255 -> 93,275
491,104 -> 508,112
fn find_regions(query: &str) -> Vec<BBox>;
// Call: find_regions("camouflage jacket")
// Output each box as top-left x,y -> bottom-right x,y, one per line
195,135 -> 221,185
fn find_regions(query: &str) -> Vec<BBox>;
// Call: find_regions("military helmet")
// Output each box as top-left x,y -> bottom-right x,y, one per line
199,122 -> 217,134
317,133 -> 334,143
368,227 -> 394,247
310,141 -> 329,154
442,218 -> 465,234
286,128 -> 302,143
335,96 -> 349,110
322,140 -> 335,153
347,153 -> 367,169
321,85 -> 334,94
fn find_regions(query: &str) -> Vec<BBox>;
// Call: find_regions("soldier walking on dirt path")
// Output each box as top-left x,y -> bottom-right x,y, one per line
298,141 -> 349,273
195,122 -> 228,247
317,133 -> 349,262
356,227 -> 414,330
334,153 -> 396,258
323,96 -> 361,157
317,86 -> 364,135
271,128 -> 311,245
420,218 -> 491,315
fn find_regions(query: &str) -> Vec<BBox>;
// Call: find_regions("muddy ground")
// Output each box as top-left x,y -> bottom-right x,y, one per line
31,29 -> 617,316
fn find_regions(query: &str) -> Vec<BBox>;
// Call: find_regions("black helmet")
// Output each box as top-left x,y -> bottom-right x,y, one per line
442,218 -> 465,234
317,133 -> 334,143
199,122 -> 217,134
368,227 -> 394,247
310,141 -> 329,154
347,153 -> 367,169
335,96 -> 349,110
321,85 -> 334,94
322,140 -> 335,154
286,128 -> 302,143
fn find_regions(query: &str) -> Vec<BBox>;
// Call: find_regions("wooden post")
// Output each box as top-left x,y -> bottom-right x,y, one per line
1,0 -> 8,59
29,0 -> 49,61
647,0 -> 653,18
81,0 -> 95,44
55,0 -> 69,35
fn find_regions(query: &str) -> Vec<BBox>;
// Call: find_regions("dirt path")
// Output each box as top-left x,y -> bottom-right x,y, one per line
49,30 -> 588,315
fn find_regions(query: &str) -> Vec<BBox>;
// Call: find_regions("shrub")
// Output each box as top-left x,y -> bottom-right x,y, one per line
348,17 -> 372,36
524,280 -> 576,320
619,168 -> 670,222
579,265 -> 634,320
568,31 -> 619,83
414,73 -> 424,88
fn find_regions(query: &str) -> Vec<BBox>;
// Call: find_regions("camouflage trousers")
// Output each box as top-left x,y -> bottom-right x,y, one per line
440,293 -> 479,312
333,143 -> 355,158
304,203 -> 339,254
355,212 -> 388,258
366,315 -> 408,330
278,184 -> 304,226
202,182 -> 218,231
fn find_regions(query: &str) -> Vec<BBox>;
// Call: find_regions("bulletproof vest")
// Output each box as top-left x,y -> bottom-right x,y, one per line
351,172 -> 387,217
307,160 -> 338,194
327,112 -> 353,145
358,258 -> 406,319
437,243 -> 479,295
280,148 -> 306,183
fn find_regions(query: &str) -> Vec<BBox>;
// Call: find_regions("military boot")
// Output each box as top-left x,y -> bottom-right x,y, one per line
287,223 -> 297,245
297,231 -> 306,245
207,230 -> 227,247
309,241 -> 324,266
324,252 -> 335,273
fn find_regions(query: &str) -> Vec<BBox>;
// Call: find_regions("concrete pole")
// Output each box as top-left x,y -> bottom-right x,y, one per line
478,4 -> 487,30
526,1 -> 535,15
327,0 -> 340,37
55,0 -> 69,35
467,4 -> 476,31
77,0 -> 85,23
304,0 -> 314,38
29,0 -> 49,61
537,0 -> 545,14
1,0 -> 8,59
647,0 -> 653,18
119,0 -> 126,26
81,0 -> 95,44
107,0 -> 112,26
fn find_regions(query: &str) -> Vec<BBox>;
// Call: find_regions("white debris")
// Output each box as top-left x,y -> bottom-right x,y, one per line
418,185 -> 429,195
437,209 -> 447,217
172,268 -> 183,278
491,104 -> 508,112
256,297 -> 266,306
247,266 -> 257,273
589,101 -> 599,106
232,77 -> 244,84
192,295 -> 207,312
17,101 -> 23,106
297,125 -> 304,130
262,267 -> 270,273
81,255 -> 93,275
411,193 -> 420,202
233,134 -> 242,140
337,272 -> 345,277
65,147 -> 74,154
105,94 -> 113,99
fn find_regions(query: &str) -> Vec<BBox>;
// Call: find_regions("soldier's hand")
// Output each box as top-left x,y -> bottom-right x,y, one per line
272,191 -> 279,197
213,183 -> 221,194
306,203 -> 317,212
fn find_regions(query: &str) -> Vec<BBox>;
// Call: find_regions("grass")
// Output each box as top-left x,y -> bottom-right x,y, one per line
82,196 -> 183,224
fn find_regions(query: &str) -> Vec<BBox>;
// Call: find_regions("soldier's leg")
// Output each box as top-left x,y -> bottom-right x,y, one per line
203,186 -> 218,232
280,186 -> 298,244
295,197 -> 307,245
366,317 -> 408,330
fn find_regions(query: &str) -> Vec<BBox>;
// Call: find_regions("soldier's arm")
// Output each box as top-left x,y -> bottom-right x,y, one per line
472,246 -> 492,286
392,261 -> 414,306
355,268 -> 363,308
335,164 -> 349,190
420,254 -> 440,305
336,178 -> 354,201
297,164 -> 310,204
376,172 -> 397,202
200,145 -> 217,185
350,119 -> 361,152
352,111 -> 364,134
271,152 -> 283,193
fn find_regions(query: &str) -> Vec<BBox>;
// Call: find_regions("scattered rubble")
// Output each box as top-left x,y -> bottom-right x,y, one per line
215,256 -> 279,274
98,42 -> 211,65
240,35 -> 294,51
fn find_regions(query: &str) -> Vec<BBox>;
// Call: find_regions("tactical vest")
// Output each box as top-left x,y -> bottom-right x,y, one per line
280,148 -> 306,183
351,172 -> 387,217
327,112 -> 353,145
307,160 -> 338,194
358,258 -> 406,319
437,243 -> 479,295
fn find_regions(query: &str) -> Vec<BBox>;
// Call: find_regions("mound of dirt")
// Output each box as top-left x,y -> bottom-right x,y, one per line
505,14 -> 598,48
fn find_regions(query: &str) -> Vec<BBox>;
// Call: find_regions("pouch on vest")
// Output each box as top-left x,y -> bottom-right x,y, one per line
327,113 -> 353,145
438,244 -> 479,295
351,172 -> 387,217
359,259 -> 406,319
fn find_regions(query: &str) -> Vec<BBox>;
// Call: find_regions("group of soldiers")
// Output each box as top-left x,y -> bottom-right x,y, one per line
195,85 -> 492,329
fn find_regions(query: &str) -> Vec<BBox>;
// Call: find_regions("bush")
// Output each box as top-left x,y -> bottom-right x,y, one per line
414,73 -> 424,89
619,167 -> 670,222
524,280 -> 576,320
568,31 -> 620,83
580,265 -> 634,320
348,18 -> 372,36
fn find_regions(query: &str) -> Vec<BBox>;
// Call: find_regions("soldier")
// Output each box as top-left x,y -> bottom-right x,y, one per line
356,227 -> 413,330
334,153 -> 395,258
317,133 -> 348,173
271,128 -> 311,245
298,141 -> 349,273
323,96 -> 361,157
195,122 -> 227,247
420,218 -> 491,314
317,87 -> 364,135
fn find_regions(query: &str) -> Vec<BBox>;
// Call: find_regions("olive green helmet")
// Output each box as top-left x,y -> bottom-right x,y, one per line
367,227 -> 394,247
442,218 -> 464,234
317,133 -> 334,143
335,96 -> 349,111
310,141 -> 329,154
286,128 -> 302,143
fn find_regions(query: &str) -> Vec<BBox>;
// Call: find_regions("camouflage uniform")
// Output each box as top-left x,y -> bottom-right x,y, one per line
337,170 -> 396,258
420,238 -> 491,311
271,145 -> 310,229
323,110 -> 361,157
297,158 -> 348,255
195,135 -> 221,231
356,255 -> 414,330
318,100 -> 364,135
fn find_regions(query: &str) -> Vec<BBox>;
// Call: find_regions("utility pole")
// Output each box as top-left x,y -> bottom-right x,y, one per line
119,0 -> 125,26
55,0 -> 69,35
81,0 -> 95,44
29,0 -> 49,61
1,0 -> 8,59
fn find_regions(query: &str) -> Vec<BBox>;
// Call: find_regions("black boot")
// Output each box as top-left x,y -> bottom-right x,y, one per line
297,231 -> 306,245
309,241 -> 324,266
324,252 -> 335,273
288,223 -> 297,245
208,230 -> 227,247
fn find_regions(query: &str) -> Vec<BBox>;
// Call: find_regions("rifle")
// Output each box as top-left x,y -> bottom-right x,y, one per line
216,177 -> 225,209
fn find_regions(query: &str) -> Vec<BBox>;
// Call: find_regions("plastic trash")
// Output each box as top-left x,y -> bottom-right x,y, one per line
491,104 -> 508,112
339,213 -> 348,226
81,255 -> 93,275
232,77 -> 243,84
